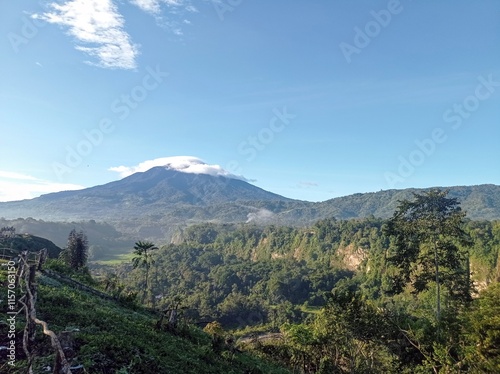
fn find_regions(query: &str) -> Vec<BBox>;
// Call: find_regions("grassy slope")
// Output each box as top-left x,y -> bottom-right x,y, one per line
1,272 -> 290,374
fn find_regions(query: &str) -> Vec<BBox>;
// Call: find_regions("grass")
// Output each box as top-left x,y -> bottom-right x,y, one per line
0,271 -> 291,374
299,304 -> 322,315
91,251 -> 135,266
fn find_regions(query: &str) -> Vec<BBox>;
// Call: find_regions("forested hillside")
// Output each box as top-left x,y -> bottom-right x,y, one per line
2,191 -> 500,373
2,183 -> 500,251
105,217 -> 500,328
0,226 -> 62,258
97,190 -> 500,372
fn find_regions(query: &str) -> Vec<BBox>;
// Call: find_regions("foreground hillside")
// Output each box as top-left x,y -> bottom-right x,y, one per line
0,266 -> 290,374
0,231 -> 62,258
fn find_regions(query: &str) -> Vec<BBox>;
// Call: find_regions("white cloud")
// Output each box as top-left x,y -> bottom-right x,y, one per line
185,5 -> 198,13
129,0 -> 197,36
129,0 -> 162,14
129,0 -> 192,15
0,171 -> 38,181
109,156 -> 248,181
34,0 -> 139,69
0,171 -> 84,202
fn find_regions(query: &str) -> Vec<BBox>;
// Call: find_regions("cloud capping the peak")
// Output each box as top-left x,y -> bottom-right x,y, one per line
109,156 -> 249,181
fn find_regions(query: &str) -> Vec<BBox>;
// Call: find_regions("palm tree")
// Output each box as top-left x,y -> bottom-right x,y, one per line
131,241 -> 158,304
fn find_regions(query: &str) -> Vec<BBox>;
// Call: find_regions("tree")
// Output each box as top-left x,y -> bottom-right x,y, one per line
465,282 -> 500,372
131,240 -> 158,304
61,229 -> 88,270
385,189 -> 472,322
0,226 -> 16,238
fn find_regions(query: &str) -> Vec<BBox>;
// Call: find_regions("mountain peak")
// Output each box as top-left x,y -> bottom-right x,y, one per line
109,156 -> 247,181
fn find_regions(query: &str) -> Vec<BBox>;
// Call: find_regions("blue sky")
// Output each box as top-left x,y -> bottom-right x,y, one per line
1,0 -> 499,202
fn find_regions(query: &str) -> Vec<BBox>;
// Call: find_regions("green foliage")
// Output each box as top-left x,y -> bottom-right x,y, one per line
0,217 -> 134,261
44,258 -> 95,286
464,282 -> 500,372
253,289 -> 400,373
467,220 -> 500,284
131,240 -> 158,305
60,229 -> 89,270
185,223 -> 221,244
115,238 -> 353,329
0,230 -> 62,258
13,275 -> 291,374
385,189 -> 473,319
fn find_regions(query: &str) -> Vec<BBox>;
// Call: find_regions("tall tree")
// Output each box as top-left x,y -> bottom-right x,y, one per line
131,240 -> 158,304
385,189 -> 472,322
465,282 -> 500,371
61,229 -> 88,270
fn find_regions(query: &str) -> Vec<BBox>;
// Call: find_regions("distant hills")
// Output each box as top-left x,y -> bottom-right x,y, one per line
305,184 -> 500,222
0,167 -> 499,249
0,232 -> 62,258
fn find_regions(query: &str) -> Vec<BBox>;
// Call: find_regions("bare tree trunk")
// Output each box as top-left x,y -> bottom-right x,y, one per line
434,240 -> 440,324
38,248 -> 48,271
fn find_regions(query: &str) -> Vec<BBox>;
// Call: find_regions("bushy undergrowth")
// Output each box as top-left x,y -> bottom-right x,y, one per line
1,276 -> 290,374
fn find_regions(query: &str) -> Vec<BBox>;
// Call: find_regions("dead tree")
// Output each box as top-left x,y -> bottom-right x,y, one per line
37,248 -> 48,271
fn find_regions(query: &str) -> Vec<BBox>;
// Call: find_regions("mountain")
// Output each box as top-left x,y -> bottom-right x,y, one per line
0,167 -> 304,244
285,184 -> 500,223
0,166 -> 499,249
0,167 -> 297,222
